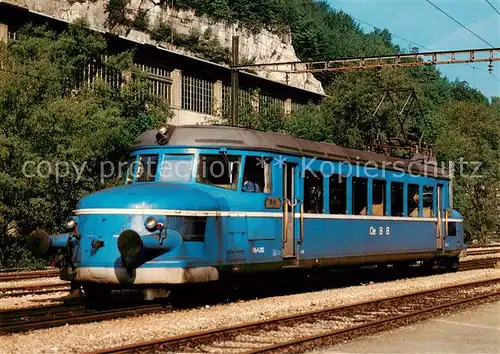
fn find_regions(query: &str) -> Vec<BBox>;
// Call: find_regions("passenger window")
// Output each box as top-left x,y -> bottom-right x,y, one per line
372,180 -> 386,216
135,155 -> 158,182
197,154 -> 241,190
423,186 -> 434,217
242,156 -> 272,193
160,155 -> 194,182
329,174 -> 347,214
391,182 -> 404,216
408,184 -> 419,217
352,177 -> 368,215
304,171 -> 324,214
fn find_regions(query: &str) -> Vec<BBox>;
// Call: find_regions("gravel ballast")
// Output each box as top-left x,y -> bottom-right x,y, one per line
0,268 -> 499,354
0,278 -> 69,311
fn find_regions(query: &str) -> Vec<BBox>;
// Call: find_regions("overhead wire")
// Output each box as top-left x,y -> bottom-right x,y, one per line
349,14 -> 500,83
485,0 -> 500,16
425,0 -> 495,48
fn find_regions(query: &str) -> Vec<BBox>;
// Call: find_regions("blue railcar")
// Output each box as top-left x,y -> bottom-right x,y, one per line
28,125 -> 464,298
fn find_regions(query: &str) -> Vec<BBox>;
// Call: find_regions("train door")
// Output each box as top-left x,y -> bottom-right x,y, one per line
282,163 -> 297,258
436,184 -> 445,250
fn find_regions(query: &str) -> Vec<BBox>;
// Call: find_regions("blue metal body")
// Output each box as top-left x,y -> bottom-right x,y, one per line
55,144 -> 464,286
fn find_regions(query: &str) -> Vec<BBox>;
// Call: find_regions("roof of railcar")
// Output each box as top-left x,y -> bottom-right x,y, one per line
132,125 -> 449,180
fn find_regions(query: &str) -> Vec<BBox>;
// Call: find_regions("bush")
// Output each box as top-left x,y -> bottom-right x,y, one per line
0,23 -> 170,240
0,240 -> 49,270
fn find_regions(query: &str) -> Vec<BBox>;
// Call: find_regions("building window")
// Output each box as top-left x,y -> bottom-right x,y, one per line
352,177 -> 368,215
196,154 -> 240,190
423,186 -> 434,217
182,76 -> 214,115
242,156 -> 272,193
304,171 -> 323,214
408,184 -> 419,217
135,63 -> 172,104
259,94 -> 284,114
222,86 -> 253,116
391,182 -> 404,216
372,180 -> 386,216
329,174 -> 347,214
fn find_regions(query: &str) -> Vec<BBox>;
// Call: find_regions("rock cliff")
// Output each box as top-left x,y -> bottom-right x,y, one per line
6,0 -> 325,95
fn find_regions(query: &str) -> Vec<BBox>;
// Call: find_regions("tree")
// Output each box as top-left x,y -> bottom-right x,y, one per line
0,23 -> 170,265
433,101 -> 500,242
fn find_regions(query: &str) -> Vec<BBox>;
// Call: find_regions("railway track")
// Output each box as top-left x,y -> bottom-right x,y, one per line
92,278 -> 500,354
0,301 -> 171,334
0,270 -> 59,282
0,283 -> 70,298
0,258 -> 496,300
459,258 -> 499,271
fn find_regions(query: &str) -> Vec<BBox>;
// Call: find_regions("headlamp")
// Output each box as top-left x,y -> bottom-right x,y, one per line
144,217 -> 157,232
66,217 -> 77,231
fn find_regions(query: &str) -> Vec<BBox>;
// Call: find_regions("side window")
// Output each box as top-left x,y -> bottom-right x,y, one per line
372,180 -> 386,216
352,177 -> 368,215
408,184 -> 419,217
197,154 -> 241,190
391,182 -> 404,216
423,186 -> 434,217
304,171 -> 324,214
329,174 -> 347,214
242,156 -> 272,193
135,155 -> 158,182
447,221 -> 457,236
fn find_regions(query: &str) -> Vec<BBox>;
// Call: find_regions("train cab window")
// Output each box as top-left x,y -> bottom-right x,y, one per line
329,174 -> 347,214
352,177 -> 368,215
304,171 -> 324,214
160,155 -> 194,182
242,156 -> 272,193
391,182 -> 404,216
135,155 -> 158,182
197,154 -> 241,190
372,180 -> 386,216
423,186 -> 434,217
408,184 -> 419,217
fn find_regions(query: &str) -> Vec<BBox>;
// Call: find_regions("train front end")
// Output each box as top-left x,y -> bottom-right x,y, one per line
26,127 -> 226,298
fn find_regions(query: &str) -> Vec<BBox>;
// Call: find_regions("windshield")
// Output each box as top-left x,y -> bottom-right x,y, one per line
134,154 -> 159,182
197,154 -> 241,190
160,155 -> 194,182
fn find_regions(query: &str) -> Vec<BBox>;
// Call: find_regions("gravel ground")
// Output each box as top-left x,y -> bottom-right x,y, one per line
0,291 -> 69,311
0,278 -> 69,311
0,277 -> 66,290
0,268 -> 499,354
460,253 -> 500,262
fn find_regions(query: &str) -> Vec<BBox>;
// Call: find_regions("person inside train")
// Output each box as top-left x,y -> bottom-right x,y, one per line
242,175 -> 261,193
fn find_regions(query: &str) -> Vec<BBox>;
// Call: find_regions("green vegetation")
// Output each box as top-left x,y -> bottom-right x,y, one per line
2,0 -> 498,271
149,23 -> 230,64
225,68 -> 500,243
0,23 -> 170,267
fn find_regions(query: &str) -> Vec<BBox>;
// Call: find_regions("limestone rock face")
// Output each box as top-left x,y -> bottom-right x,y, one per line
7,0 -> 324,95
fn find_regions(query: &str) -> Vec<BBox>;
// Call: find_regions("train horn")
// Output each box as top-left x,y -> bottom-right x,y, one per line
26,229 -> 70,255
117,229 -> 181,263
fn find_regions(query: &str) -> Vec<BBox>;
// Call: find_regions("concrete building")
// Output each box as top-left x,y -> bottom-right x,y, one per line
0,1 -> 324,125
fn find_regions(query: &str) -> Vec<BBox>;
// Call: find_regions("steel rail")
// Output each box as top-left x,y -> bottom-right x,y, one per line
246,290 -> 500,353
91,277 -> 500,354
0,283 -> 70,297
0,303 -> 169,334
0,270 -> 59,282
